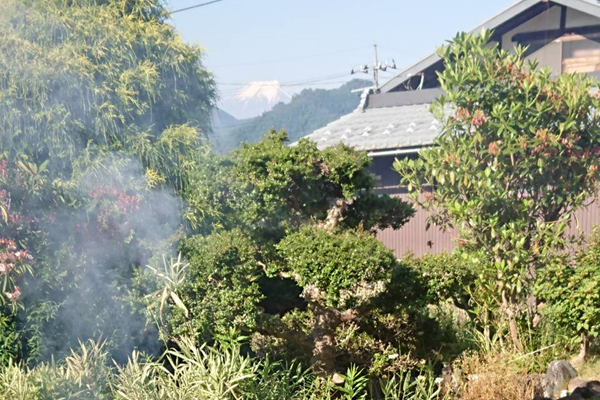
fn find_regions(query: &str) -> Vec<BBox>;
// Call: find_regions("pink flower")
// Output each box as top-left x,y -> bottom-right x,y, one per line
471,110 -> 487,127
0,263 -> 13,275
5,286 -> 21,302
488,140 -> 502,156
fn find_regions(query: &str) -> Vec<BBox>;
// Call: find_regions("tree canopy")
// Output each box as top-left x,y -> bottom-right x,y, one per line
175,130 -> 419,374
0,0 -> 216,362
396,29 -> 600,352
0,0 -> 215,188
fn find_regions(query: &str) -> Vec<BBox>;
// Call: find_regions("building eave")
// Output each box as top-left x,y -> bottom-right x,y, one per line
367,145 -> 432,158
380,0 -> 600,93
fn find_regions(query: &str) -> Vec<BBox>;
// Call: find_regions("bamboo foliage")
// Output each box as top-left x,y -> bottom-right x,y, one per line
0,0 -> 216,188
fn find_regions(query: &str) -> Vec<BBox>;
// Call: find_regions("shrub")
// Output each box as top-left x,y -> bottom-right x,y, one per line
402,253 -> 475,308
276,227 -> 397,308
174,229 -> 264,342
274,226 -> 431,373
536,226 -> 600,360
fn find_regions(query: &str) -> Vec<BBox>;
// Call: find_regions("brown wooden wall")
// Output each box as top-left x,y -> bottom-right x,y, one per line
370,155 -> 600,258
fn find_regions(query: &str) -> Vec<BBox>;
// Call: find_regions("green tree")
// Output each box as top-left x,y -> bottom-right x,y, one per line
402,252 -> 475,310
176,230 -> 264,342
395,30 -> 600,351
0,0 -> 215,189
179,131 -> 418,374
0,0 -> 216,363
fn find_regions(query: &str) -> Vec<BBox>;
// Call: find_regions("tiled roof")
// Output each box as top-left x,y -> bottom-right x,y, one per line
302,88 -> 443,152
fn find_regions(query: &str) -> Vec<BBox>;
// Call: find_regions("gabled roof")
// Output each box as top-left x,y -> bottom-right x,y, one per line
380,0 -> 600,93
302,0 -> 600,156
302,89 -> 443,154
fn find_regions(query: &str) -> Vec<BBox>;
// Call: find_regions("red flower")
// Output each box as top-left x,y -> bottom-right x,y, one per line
0,160 -> 7,178
454,107 -> 471,122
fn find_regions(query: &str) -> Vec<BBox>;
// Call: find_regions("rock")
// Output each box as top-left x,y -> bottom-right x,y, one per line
565,384 -> 600,399
332,373 -> 345,385
533,380 -> 600,400
569,381 -> 600,399
569,378 -> 591,393
439,362 -> 462,397
541,360 -> 578,399
588,381 -> 600,394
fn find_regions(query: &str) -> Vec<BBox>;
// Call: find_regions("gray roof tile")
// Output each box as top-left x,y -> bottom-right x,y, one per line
303,102 -> 441,151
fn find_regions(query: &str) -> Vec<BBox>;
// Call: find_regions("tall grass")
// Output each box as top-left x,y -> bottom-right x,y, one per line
0,338 -> 442,400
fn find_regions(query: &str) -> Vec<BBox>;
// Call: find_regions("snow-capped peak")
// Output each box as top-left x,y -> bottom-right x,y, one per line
235,81 -> 292,103
222,81 -> 293,119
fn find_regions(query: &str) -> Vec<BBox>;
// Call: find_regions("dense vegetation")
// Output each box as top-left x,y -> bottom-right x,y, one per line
0,0 -> 215,363
0,0 -> 599,398
211,79 -> 370,152
397,30 -> 600,361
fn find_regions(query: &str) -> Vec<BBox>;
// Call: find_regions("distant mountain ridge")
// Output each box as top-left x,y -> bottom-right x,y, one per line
210,79 -> 371,153
211,108 -> 239,129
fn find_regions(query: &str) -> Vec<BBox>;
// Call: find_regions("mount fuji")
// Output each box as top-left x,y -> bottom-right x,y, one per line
221,81 -> 292,119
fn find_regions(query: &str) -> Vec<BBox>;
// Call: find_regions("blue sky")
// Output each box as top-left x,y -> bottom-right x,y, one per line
167,0 -> 516,102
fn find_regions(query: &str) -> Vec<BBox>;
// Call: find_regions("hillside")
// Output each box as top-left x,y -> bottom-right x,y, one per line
211,108 -> 239,129
210,79 -> 371,153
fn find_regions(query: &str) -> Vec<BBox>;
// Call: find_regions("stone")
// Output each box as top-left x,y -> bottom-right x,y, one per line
439,362 -> 462,397
588,381 -> 600,394
569,378 -> 591,393
533,380 -> 600,400
332,373 -> 345,385
569,381 -> 600,399
565,384 -> 600,399
541,360 -> 578,399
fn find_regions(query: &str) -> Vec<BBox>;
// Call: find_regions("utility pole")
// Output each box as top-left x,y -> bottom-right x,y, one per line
373,44 -> 380,92
350,45 -> 396,89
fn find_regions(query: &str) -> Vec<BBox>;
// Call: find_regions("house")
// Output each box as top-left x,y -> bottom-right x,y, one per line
302,0 -> 600,257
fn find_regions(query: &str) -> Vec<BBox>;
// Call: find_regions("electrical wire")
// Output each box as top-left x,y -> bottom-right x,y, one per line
217,72 -> 350,88
211,45 -> 371,69
171,0 -> 225,14
217,80 -> 355,97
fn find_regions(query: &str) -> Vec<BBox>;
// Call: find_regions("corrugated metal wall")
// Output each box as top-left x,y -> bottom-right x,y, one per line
376,196 -> 600,258
371,156 -> 600,258
377,193 -> 457,258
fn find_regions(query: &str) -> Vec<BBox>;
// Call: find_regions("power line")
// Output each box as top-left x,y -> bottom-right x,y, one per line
211,46 -> 371,69
171,0 -> 225,14
217,72 -> 350,88
217,80 -> 354,97
377,45 -> 404,54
